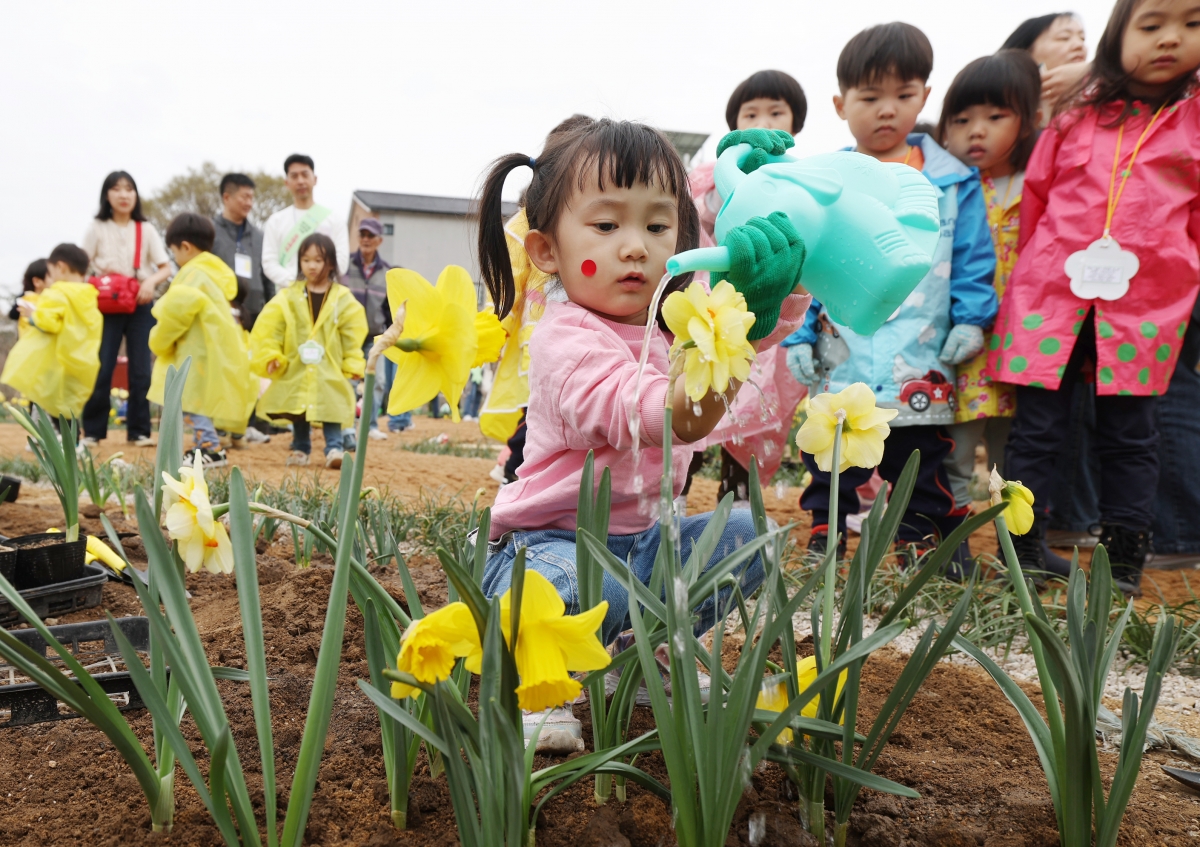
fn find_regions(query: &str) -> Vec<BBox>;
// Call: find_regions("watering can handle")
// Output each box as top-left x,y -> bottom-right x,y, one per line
666,247 -> 731,277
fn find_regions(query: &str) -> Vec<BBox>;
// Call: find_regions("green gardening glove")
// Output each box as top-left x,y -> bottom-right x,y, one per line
716,129 -> 795,174
724,211 -> 807,341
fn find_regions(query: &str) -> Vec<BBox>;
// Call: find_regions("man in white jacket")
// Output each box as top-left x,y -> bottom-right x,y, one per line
261,154 -> 350,289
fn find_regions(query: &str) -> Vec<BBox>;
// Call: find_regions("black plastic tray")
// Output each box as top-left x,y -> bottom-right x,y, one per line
0,545 -> 14,584
0,476 -> 19,503
0,564 -> 107,628
0,617 -> 150,728
8,533 -> 87,590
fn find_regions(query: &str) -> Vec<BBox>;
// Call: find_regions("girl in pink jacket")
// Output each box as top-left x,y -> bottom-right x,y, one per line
475,119 -> 810,732
993,0 -> 1200,594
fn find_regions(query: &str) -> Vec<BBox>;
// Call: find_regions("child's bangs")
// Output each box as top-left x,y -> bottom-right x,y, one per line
944,59 -> 1033,117
570,124 -> 687,203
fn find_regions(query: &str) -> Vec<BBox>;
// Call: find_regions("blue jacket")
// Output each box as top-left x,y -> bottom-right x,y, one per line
783,135 -> 997,426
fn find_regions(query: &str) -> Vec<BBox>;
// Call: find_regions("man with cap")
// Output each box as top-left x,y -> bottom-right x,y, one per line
343,218 -> 404,438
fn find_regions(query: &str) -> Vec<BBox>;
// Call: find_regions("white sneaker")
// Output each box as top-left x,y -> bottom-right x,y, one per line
325,449 -> 344,469
368,429 -> 389,441
81,436 -> 99,448
522,707 -> 584,754
287,450 -> 310,466
132,436 -> 156,448
489,465 -> 508,485
243,427 -> 271,444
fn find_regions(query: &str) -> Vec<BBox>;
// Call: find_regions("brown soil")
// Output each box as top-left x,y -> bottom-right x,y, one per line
1,420 -> 1199,845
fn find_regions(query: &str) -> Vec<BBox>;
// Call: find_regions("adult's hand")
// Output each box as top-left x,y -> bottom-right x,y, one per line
1041,61 -> 1090,108
137,280 -> 157,305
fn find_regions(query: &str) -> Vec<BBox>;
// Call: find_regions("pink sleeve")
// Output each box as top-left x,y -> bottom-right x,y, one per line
1018,122 -> 1065,252
757,293 -> 813,348
556,339 -> 671,450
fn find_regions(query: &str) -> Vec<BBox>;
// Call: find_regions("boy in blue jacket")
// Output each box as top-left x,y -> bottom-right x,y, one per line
784,22 -> 997,571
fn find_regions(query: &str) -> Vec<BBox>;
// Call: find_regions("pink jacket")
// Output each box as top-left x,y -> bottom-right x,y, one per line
689,162 -> 809,479
988,94 -> 1200,395
489,295 -> 810,539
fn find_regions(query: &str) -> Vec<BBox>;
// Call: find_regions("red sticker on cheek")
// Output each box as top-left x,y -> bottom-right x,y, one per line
581,259 -> 597,277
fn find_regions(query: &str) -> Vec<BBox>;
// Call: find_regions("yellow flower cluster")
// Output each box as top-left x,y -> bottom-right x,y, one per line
756,656 -> 849,744
989,468 -> 1035,535
161,451 -> 234,575
391,571 -> 611,712
662,281 -> 756,402
383,266 -> 506,422
795,383 -> 898,473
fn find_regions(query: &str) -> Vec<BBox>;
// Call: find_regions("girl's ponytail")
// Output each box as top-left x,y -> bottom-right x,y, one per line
477,153 -> 534,320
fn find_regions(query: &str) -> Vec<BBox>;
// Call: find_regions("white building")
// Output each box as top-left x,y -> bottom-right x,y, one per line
348,191 -> 518,307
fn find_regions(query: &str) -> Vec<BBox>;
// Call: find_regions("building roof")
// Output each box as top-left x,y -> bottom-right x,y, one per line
353,190 -> 518,218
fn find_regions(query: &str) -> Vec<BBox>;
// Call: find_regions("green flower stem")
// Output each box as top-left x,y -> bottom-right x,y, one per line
819,416 -> 845,669
994,516 -> 1067,781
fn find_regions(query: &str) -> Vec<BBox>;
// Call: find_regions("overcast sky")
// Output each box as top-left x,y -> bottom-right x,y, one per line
2,0 -> 1115,295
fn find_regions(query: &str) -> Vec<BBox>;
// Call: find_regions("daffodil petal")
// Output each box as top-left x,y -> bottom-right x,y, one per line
472,311 -> 507,368
386,351 -> 442,416
386,268 -> 440,339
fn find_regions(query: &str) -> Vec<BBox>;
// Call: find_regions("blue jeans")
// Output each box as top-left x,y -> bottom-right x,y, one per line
290,420 -> 344,456
381,358 -> 412,431
184,413 -> 220,451
482,510 -> 765,647
1153,352 -> 1200,553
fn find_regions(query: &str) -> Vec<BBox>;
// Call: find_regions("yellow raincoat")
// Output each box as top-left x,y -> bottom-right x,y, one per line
15,291 -> 40,338
0,282 -> 102,418
148,252 -> 256,432
250,280 -> 367,426
478,209 -> 552,442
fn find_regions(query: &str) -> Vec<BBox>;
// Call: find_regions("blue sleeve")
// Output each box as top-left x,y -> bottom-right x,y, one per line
949,176 -> 998,328
781,299 -> 821,346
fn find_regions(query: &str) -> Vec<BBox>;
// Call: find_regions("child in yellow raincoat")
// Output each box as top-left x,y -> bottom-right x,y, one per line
250,233 -> 366,469
1,244 -> 102,422
8,259 -> 48,338
148,213 -> 257,468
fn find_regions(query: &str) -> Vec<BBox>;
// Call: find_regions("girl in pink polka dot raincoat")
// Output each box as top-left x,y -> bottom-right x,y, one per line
994,0 -> 1200,595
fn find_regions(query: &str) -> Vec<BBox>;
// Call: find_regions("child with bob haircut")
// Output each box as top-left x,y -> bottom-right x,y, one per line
783,21 -> 998,573
993,0 -> 1200,595
692,69 -> 811,505
1,244 -> 103,422
936,49 -> 1070,577
149,212 -> 256,468
251,233 -> 367,469
477,118 -> 812,730
9,259 -> 48,338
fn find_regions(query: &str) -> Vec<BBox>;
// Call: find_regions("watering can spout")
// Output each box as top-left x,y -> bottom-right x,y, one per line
666,247 -> 731,278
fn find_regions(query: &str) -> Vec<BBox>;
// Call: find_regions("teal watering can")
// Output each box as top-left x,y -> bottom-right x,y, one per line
667,143 -> 941,336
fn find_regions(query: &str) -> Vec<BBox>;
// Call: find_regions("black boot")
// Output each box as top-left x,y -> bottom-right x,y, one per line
1098,524 -> 1151,597
1007,517 -> 1071,589
807,525 -> 847,561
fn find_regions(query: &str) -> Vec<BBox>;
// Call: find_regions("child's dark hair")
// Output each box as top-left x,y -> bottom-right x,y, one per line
937,50 -> 1043,171
296,233 -> 338,282
1000,13 -> 1076,51
725,70 -> 808,133
837,22 -> 934,91
22,259 -> 47,293
95,171 -> 147,222
1055,0 -> 1199,125
165,212 -> 216,252
477,118 -> 699,321
284,154 -> 315,175
47,244 -> 89,276
219,172 -> 256,196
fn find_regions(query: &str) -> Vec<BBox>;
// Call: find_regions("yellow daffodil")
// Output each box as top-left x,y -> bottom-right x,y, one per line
161,451 -> 233,575
795,383 -> 898,473
989,467 -> 1035,535
384,266 -> 506,422
662,281 -> 756,402
756,657 -> 849,744
498,571 -> 611,712
391,602 -> 482,699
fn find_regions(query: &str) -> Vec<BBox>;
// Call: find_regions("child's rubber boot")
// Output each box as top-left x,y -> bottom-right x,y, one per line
1008,516 -> 1071,589
1098,524 -> 1151,598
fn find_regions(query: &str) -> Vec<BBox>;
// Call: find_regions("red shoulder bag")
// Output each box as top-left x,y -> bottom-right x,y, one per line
89,221 -> 143,314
